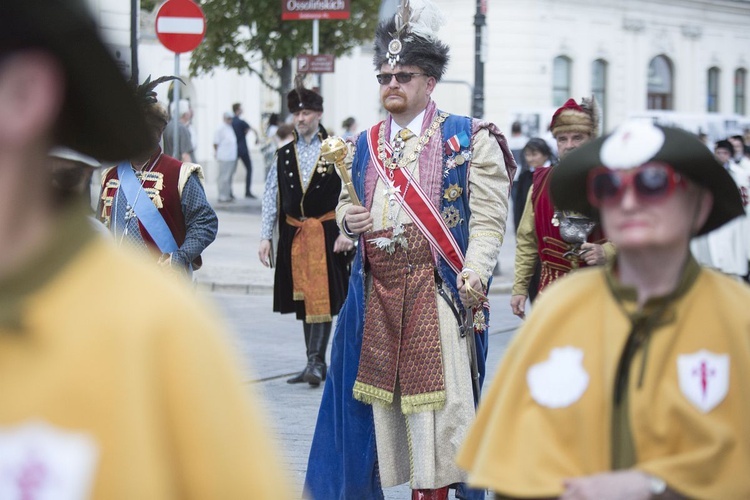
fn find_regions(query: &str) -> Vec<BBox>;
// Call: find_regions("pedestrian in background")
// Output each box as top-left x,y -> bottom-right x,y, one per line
691,139 -> 750,280
276,123 -> 295,147
341,116 -> 358,140
0,1 -> 292,497
262,112 -> 281,178
459,119 -> 750,500
164,98 -> 194,162
214,111 -> 239,203
232,102 -> 258,198
258,83 -> 353,388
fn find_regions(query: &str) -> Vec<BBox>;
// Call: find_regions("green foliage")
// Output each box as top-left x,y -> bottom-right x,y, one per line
189,0 -> 380,92
141,0 -> 159,13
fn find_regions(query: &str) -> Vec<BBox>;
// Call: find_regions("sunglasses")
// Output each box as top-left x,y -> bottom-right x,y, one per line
587,162 -> 686,208
375,72 -> 427,85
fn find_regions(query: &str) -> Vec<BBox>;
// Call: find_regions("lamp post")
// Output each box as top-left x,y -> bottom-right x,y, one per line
472,0 -> 486,118
130,0 -> 139,83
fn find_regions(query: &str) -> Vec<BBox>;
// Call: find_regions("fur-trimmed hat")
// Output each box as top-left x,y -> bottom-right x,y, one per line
287,87 -> 323,113
550,120 -> 744,236
373,0 -> 450,81
550,97 -> 600,138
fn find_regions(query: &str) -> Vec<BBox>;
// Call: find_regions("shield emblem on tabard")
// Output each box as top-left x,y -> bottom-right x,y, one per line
677,350 -> 730,413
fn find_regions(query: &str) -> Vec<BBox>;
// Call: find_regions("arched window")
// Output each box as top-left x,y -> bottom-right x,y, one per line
592,59 -> 607,130
707,67 -> 720,113
736,68 -> 747,115
553,56 -> 572,107
647,55 -> 674,110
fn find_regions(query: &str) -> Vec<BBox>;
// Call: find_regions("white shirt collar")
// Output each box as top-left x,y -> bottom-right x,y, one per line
389,110 -> 426,144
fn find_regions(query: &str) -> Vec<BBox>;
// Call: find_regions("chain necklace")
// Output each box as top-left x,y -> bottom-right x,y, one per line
113,152 -> 162,246
377,112 -> 448,178
369,114 -> 447,254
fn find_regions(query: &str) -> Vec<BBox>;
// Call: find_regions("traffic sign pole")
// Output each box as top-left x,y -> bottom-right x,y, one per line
172,55 -> 180,158
154,0 -> 206,157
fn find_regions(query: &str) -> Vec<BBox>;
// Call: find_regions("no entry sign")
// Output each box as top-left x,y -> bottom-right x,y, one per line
155,0 -> 206,54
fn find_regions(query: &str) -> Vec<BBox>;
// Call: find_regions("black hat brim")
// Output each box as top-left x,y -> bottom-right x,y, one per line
1,1 -> 150,163
550,124 -> 744,236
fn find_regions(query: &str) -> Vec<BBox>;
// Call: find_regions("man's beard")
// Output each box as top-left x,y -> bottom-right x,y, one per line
382,91 -> 408,114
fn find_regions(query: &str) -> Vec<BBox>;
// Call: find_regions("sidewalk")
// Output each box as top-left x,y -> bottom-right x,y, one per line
196,180 -> 518,294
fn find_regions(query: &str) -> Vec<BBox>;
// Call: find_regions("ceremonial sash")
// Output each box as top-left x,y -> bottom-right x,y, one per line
366,123 -> 464,274
116,162 -> 179,255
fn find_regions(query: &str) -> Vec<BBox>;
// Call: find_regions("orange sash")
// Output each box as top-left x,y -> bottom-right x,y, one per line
286,211 -> 336,323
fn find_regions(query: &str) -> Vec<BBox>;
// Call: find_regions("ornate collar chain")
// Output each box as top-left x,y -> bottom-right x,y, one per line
377,112 -> 448,178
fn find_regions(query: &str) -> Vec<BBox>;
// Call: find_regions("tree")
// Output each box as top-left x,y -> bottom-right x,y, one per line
187,0 -> 380,117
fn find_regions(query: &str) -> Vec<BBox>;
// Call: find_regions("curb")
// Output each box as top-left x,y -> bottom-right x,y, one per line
197,280 -> 514,296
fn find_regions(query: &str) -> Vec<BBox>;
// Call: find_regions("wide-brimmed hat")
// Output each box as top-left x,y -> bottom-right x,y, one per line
550,119 -> 744,236
0,0 -> 150,162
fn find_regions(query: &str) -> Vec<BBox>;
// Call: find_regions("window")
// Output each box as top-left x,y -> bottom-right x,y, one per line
647,55 -> 673,110
553,56 -> 572,107
592,59 -> 607,130
707,67 -> 720,113
736,68 -> 747,115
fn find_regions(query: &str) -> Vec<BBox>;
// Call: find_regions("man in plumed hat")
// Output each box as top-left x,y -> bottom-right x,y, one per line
305,1 -> 515,498
258,83 -> 354,388
0,1 -> 292,496
510,97 -> 614,319
459,119 -> 750,499
98,77 -> 218,276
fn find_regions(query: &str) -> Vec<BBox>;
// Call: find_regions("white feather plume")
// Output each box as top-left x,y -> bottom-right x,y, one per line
403,0 -> 445,42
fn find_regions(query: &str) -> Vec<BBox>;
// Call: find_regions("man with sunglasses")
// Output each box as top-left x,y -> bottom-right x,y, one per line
459,119 -> 750,499
305,1 -> 515,499
511,97 -> 614,319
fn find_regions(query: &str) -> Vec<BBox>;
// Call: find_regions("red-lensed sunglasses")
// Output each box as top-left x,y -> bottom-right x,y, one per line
587,162 -> 686,208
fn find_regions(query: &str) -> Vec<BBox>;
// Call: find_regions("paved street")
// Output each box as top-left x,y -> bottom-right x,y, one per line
194,181 -> 524,498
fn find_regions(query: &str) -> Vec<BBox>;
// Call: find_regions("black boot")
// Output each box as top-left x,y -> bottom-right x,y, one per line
287,323 -> 311,384
302,322 -> 332,387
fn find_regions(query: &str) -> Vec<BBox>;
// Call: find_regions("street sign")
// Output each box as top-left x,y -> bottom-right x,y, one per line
282,0 -> 350,20
155,0 -> 206,54
297,54 -> 335,73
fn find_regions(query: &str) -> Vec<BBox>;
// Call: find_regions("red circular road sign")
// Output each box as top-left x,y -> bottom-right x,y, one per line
155,0 -> 206,54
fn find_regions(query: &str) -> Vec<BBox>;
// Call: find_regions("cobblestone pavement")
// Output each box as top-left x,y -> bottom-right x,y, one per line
196,181 -> 524,498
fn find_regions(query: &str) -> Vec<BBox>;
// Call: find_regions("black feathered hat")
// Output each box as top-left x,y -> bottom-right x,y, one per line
0,0 -> 150,163
287,74 -> 323,113
373,0 -> 449,81
287,87 -> 323,113
550,120 -> 744,236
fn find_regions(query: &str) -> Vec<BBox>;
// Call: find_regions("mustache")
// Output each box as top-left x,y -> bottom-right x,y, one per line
385,90 -> 406,98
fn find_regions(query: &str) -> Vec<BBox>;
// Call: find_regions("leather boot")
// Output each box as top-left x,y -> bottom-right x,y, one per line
287,323 -> 312,384
302,322 -> 331,387
411,487 -> 449,500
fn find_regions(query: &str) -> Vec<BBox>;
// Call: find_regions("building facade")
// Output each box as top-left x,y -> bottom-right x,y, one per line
92,0 -> 750,170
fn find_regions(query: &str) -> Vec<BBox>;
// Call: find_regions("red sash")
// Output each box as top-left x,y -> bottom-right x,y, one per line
366,122 -> 464,274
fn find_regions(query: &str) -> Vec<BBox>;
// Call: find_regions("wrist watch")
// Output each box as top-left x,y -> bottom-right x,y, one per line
648,475 -> 667,497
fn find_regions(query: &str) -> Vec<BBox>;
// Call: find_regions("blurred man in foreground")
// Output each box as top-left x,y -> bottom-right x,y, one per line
0,1 -> 291,497
459,120 -> 750,499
